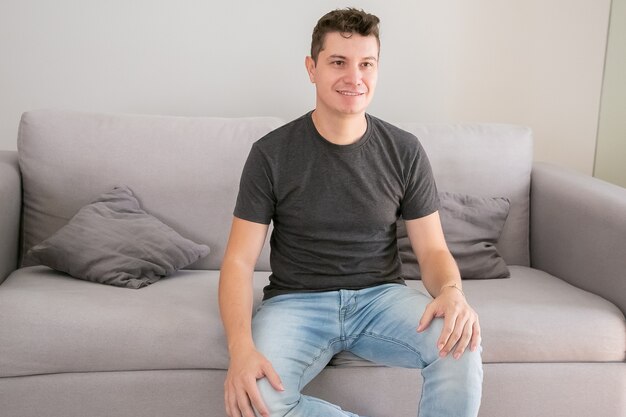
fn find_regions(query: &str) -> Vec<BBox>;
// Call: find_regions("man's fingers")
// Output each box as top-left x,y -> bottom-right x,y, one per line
417,303 -> 436,332
225,376 -> 269,417
243,363 -> 284,417
263,363 -> 285,392
236,393 -> 257,417
453,319 -> 474,359
224,382 -> 233,417
470,320 -> 482,352
437,313 -> 459,356
245,379 -> 270,417
225,381 -> 241,417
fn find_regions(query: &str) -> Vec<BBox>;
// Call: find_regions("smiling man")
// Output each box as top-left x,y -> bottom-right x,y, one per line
219,8 -> 483,417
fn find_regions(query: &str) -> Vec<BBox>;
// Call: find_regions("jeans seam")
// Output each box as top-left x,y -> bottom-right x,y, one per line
297,338 -> 342,391
353,331 -> 426,367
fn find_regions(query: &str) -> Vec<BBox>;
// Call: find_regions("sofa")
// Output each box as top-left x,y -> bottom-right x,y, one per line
0,109 -> 624,417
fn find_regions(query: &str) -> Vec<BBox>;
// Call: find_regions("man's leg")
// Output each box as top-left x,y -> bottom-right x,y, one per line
345,284 -> 483,417
251,291 -> 361,417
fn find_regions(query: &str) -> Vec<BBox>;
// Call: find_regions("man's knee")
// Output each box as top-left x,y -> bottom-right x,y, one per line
457,345 -> 483,382
429,342 -> 483,391
256,377 -> 299,417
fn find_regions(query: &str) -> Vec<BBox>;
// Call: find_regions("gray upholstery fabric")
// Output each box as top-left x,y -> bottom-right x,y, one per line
1,266 -> 623,378
397,123 -> 533,266
17,110 -> 283,271
27,185 -> 210,288
306,363 -> 626,417
397,192 -> 510,279
1,364 -> 624,417
0,267 -> 264,377
0,151 -> 21,285
0,370 -> 223,417
531,162 -> 626,316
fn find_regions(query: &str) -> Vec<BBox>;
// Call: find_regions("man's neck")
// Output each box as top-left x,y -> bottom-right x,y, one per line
311,109 -> 367,146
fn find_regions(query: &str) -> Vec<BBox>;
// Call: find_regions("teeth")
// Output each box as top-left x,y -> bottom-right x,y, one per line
338,91 -> 363,96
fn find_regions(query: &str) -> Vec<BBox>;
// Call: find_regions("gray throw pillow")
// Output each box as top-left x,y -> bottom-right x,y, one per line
27,185 -> 210,288
397,191 -> 510,279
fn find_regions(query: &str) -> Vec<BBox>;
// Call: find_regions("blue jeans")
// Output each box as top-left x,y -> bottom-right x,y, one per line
252,283 -> 483,417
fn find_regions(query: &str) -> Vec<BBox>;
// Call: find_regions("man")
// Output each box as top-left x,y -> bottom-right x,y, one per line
219,8 -> 483,417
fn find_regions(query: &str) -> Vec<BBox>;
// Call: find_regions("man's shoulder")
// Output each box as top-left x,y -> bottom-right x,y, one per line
254,112 -> 311,150
367,114 -> 422,150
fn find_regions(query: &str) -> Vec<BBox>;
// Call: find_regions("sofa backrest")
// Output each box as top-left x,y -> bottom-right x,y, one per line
18,110 -> 532,271
397,123 -> 533,266
18,110 -> 282,271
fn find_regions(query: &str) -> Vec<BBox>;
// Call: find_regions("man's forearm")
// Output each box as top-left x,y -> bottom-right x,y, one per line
418,248 -> 462,298
218,262 -> 256,354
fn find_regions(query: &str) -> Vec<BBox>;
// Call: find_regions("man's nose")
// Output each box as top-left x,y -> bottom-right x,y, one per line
344,65 -> 363,86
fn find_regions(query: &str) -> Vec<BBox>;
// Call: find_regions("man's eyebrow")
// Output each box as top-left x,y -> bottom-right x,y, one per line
327,54 -> 378,61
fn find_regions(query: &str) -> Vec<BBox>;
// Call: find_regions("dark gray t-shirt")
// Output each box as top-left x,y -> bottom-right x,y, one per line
234,112 -> 439,299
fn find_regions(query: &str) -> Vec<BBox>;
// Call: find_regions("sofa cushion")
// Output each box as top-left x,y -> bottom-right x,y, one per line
397,123 -> 533,266
18,110 -> 283,271
27,185 -> 209,289
0,266 -> 623,378
0,266 -> 257,377
331,266 -> 626,367
397,191 -> 510,279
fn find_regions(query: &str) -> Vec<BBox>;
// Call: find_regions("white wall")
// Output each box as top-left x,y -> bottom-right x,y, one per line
595,0 -> 626,187
0,0 -> 611,174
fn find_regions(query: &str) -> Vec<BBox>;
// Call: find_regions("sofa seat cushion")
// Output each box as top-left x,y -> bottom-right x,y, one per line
331,266 -> 625,367
464,266 -> 623,363
0,266 -> 265,378
1,266 -> 624,378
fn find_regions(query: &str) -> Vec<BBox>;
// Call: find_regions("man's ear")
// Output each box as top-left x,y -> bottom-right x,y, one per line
305,56 -> 316,83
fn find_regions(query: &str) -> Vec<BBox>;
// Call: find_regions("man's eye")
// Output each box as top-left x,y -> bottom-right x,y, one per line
332,61 -> 345,66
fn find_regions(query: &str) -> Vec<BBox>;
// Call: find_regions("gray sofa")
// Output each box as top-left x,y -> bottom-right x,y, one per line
1,109 -> 624,417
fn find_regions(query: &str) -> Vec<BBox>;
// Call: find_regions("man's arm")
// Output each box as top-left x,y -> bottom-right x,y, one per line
405,211 -> 481,359
219,217 -> 284,417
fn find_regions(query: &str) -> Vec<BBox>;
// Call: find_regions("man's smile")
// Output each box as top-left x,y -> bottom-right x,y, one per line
336,90 -> 365,96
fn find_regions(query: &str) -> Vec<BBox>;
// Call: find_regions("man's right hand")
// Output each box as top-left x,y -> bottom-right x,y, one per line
224,346 -> 284,417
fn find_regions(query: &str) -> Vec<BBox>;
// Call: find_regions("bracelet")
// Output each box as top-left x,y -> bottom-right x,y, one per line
441,283 -> 465,297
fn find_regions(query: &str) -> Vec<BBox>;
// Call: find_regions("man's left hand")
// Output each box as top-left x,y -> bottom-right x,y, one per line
416,287 -> 481,359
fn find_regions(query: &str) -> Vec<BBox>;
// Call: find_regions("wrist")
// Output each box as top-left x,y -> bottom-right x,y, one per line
440,282 -> 465,297
228,339 -> 255,356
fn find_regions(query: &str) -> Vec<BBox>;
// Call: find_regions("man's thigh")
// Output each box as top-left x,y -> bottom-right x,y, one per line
252,292 -> 343,390
346,284 -> 443,369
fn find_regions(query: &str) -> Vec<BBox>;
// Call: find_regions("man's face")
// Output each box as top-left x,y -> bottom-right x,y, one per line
306,32 -> 379,118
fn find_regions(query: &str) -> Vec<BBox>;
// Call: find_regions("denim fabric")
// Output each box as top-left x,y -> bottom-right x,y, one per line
252,283 -> 483,417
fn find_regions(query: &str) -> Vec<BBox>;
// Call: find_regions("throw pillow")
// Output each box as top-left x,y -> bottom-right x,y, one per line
397,191 -> 510,279
27,185 -> 210,288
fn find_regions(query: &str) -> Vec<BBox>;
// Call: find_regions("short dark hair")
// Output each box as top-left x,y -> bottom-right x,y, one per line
310,8 -> 380,63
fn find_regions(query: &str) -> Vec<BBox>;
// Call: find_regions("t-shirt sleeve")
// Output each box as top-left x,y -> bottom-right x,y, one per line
233,143 -> 275,225
400,140 -> 440,220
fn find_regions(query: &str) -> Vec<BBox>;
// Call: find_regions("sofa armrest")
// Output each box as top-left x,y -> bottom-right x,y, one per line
530,162 -> 626,316
0,151 -> 21,285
